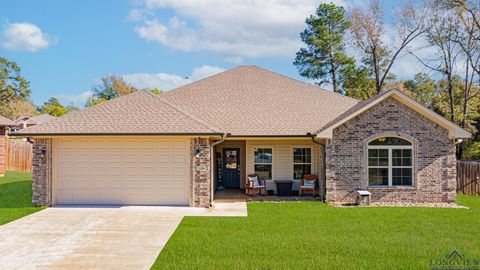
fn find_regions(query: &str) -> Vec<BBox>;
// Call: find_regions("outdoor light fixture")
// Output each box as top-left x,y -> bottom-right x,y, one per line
40,149 -> 46,158
455,139 -> 463,144
194,146 -> 201,157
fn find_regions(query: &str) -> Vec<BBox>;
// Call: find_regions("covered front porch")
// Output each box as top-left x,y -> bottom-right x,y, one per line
214,189 -> 323,202
212,138 -> 326,201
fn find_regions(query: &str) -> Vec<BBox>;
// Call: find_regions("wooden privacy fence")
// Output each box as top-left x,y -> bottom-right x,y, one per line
6,140 -> 33,172
457,161 -> 480,195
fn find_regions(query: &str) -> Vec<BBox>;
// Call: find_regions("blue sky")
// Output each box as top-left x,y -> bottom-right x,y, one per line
1,0 -> 419,107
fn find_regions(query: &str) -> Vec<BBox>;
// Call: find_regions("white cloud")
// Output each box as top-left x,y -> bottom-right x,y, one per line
55,91 -> 93,107
122,65 -> 225,91
131,0 -> 355,61
1,22 -> 57,52
127,9 -> 147,22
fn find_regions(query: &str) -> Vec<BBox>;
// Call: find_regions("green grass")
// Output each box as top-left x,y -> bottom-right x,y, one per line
0,171 -> 45,225
153,196 -> 480,270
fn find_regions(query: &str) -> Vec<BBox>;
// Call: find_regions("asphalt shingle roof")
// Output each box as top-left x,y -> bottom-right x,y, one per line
16,114 -> 57,125
13,91 -> 221,135
162,65 -> 359,136
0,116 -> 14,126
13,66 -> 361,136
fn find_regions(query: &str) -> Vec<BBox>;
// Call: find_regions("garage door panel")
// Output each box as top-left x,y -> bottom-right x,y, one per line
155,141 -> 170,149
172,141 -> 188,149
170,166 -> 188,176
56,138 -> 190,205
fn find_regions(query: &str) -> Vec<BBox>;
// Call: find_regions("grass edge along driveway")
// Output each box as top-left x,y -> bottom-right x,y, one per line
153,195 -> 480,270
0,171 -> 45,225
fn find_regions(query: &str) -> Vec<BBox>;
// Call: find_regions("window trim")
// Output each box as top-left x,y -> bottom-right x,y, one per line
367,137 -> 414,187
253,147 -> 274,180
292,147 -> 313,180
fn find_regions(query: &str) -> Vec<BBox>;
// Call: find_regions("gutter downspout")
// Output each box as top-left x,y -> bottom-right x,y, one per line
308,133 -> 327,201
210,134 -> 226,206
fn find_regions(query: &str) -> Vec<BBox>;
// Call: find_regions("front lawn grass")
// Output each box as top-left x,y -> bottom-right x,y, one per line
0,171 -> 44,225
153,195 -> 480,270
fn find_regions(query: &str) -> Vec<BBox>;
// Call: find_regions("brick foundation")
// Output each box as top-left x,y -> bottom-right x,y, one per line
32,138 -> 52,206
326,97 -> 456,204
191,138 -> 211,207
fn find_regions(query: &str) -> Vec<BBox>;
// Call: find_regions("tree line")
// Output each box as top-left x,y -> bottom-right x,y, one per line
0,57 -> 161,119
295,0 -> 480,160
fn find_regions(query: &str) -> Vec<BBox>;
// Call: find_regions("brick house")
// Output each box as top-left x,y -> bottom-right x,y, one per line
13,66 -> 470,207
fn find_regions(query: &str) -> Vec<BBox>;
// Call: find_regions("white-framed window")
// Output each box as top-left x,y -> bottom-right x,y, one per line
254,148 -> 273,180
368,137 -> 413,186
293,148 -> 312,180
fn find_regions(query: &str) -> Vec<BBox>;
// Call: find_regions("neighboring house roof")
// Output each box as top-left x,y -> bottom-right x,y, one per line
314,90 -> 471,139
12,91 -> 222,136
15,114 -> 57,125
0,116 -> 15,126
161,65 -> 359,136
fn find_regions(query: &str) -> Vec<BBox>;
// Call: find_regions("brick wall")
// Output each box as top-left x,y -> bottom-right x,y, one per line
191,138 -> 211,207
32,138 -> 52,206
0,127 -> 5,176
326,97 -> 456,203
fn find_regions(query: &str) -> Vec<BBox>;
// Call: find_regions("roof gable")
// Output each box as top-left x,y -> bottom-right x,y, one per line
315,90 -> 471,139
0,116 -> 14,126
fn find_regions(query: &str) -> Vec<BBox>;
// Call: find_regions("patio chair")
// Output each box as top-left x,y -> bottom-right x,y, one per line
300,174 -> 318,197
246,174 -> 267,196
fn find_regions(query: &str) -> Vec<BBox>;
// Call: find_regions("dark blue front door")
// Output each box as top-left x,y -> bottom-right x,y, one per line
223,148 -> 240,188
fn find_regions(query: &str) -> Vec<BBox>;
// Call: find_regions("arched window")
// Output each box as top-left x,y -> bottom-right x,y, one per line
368,137 -> 413,186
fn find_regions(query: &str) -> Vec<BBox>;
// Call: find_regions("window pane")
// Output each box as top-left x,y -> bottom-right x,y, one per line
294,164 -> 311,179
392,157 -> 400,166
368,149 -> 378,158
392,149 -> 402,157
378,149 -> 388,157
254,164 -> 272,180
392,168 -> 412,186
392,168 -> 401,178
369,168 -> 388,185
369,137 -> 412,145
403,149 -> 412,166
293,148 -> 311,163
368,158 -> 378,166
254,148 -> 272,164
379,157 -> 389,166
225,150 -> 238,169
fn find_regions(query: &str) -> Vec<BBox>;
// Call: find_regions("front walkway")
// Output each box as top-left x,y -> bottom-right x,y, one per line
0,202 -> 247,270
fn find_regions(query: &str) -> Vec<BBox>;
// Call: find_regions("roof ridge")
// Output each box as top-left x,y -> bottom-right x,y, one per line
163,65 -> 360,104
251,65 -> 360,103
144,90 -> 223,134
162,67 -> 239,96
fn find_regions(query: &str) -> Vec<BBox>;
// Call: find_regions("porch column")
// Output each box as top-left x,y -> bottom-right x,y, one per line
32,138 -> 53,206
191,138 -> 211,207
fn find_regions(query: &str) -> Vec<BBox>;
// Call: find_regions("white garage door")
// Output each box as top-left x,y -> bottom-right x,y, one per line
55,138 -> 190,205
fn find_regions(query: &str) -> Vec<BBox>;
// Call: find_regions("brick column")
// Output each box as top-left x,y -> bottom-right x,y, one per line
32,138 -> 52,206
0,127 -> 6,177
191,138 -> 211,207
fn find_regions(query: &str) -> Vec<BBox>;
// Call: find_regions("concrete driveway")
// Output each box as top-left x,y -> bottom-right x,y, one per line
0,201 -> 246,270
